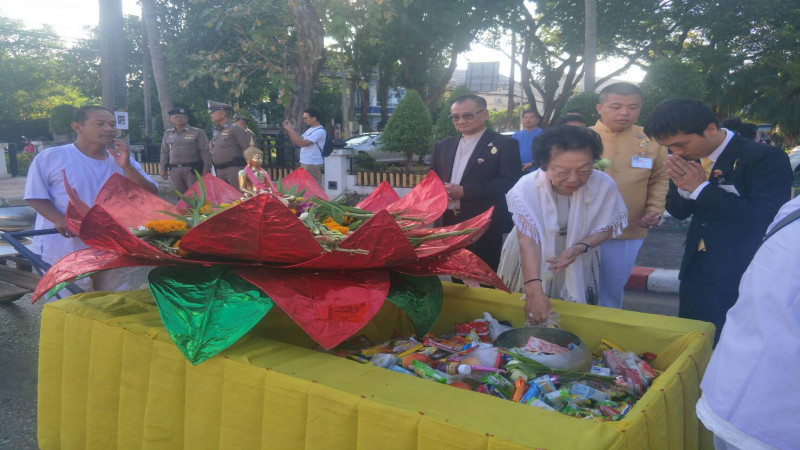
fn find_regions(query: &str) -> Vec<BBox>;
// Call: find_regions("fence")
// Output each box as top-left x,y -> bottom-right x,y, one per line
354,170 -> 426,188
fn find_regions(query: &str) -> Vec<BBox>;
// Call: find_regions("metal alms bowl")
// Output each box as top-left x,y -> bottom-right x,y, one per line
494,327 -> 592,371
0,205 -> 37,231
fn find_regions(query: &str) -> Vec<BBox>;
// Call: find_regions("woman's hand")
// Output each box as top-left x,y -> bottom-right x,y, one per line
546,245 -> 583,274
524,284 -> 551,325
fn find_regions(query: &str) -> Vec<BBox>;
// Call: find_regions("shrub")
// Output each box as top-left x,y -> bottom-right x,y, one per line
352,152 -> 378,171
380,90 -> 433,170
48,104 -> 78,136
433,85 -> 474,140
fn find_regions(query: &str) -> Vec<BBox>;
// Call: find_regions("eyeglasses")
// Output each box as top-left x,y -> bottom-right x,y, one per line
448,109 -> 485,122
549,168 -> 594,180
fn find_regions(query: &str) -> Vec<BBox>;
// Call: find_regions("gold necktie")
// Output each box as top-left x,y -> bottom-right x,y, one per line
701,157 -> 714,180
698,157 -> 714,251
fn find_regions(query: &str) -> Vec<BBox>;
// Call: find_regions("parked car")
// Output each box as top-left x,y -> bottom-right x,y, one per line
789,146 -> 800,172
335,133 -> 431,165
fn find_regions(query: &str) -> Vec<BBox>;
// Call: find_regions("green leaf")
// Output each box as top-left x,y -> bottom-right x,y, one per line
148,265 -> 274,365
386,273 -> 442,337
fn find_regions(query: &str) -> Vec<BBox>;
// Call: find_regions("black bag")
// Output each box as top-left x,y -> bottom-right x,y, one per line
315,128 -> 334,157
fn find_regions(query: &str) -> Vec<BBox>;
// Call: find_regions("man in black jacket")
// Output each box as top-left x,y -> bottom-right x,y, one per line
430,94 -> 522,270
644,98 -> 792,342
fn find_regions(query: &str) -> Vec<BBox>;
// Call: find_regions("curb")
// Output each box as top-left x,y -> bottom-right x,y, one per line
625,266 -> 680,295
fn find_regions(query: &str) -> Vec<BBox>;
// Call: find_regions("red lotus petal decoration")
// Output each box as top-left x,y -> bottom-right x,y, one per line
33,170 -> 508,353
179,194 -> 322,263
33,248 -> 178,300
393,248 -> 509,292
356,181 -> 400,212
281,168 -> 329,201
382,171 -> 447,228
176,173 -> 242,210
235,267 -> 389,349
288,210 -> 418,270
410,207 -> 493,258
80,204 -> 181,260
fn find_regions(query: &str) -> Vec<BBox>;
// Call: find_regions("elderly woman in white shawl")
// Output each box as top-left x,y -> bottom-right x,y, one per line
497,126 -> 627,325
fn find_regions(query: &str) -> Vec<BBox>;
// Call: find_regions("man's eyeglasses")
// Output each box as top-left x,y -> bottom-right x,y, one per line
448,109 -> 485,122
549,168 -> 593,180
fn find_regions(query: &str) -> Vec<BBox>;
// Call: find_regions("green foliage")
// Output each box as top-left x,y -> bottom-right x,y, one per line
0,17 -> 92,123
48,104 -> 78,135
564,92 -> 600,126
352,152 -> 378,171
640,57 -> 707,122
433,85 -> 474,140
380,90 -> 433,169
5,151 -> 35,176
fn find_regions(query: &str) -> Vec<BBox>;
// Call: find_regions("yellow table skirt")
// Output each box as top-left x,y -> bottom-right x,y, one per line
38,283 -> 714,449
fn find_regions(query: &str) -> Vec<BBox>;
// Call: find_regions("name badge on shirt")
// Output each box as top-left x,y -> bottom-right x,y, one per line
631,156 -> 653,169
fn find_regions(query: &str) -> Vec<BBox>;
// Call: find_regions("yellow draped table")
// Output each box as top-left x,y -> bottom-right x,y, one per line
38,283 -> 713,449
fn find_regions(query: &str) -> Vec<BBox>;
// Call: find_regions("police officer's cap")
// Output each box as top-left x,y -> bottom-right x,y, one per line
169,107 -> 189,116
207,100 -> 234,112
233,114 -> 251,123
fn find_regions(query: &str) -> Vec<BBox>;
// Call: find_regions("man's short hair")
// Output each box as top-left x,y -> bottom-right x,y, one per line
721,117 -> 743,132
555,114 -> 587,126
739,122 -> 758,140
521,109 -> 541,119
450,94 -> 487,110
643,98 -> 719,140
598,82 -> 643,103
304,108 -> 322,121
73,105 -> 114,124
533,125 -> 603,168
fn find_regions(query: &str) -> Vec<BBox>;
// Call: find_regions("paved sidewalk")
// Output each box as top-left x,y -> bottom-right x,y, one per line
0,174 -> 683,294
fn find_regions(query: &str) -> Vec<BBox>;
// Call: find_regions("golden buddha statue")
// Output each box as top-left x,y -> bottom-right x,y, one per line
238,146 -> 273,198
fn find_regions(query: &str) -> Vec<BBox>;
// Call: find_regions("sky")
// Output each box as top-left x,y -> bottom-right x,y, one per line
1,0 -> 643,81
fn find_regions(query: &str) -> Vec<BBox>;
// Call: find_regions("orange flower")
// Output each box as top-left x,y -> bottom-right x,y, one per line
145,219 -> 188,233
322,217 -> 350,235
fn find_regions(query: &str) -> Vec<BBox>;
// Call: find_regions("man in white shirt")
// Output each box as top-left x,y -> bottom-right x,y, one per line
282,108 -> 326,187
24,105 -> 157,293
696,195 -> 800,449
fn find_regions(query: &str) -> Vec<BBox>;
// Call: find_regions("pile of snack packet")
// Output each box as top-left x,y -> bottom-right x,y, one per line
331,314 -> 658,421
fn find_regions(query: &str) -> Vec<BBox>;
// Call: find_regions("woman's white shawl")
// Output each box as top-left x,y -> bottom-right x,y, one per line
497,169 -> 628,303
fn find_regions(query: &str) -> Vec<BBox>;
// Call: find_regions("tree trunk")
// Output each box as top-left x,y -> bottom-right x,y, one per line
583,0 -> 597,93
359,82 -> 370,130
506,33 -> 517,131
338,44 -> 349,139
286,0 -> 325,130
377,65 -> 390,127
141,0 -> 172,131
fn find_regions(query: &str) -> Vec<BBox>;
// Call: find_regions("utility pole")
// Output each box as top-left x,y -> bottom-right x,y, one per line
99,0 -> 129,141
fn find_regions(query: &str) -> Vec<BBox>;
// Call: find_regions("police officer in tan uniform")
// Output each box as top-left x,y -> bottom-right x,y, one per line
160,107 -> 212,193
208,100 -> 253,188
233,113 -> 258,142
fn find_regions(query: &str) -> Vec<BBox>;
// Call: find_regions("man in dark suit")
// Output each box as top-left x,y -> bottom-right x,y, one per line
644,98 -> 792,343
430,94 -> 522,271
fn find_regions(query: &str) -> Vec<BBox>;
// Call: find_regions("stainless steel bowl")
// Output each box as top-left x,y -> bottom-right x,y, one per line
0,205 -> 37,231
494,327 -> 592,371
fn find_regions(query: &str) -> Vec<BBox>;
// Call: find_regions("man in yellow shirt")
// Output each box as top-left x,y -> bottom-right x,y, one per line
590,83 -> 669,308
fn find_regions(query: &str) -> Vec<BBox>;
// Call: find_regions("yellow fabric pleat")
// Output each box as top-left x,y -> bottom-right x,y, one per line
698,157 -> 715,251
38,286 -> 715,449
